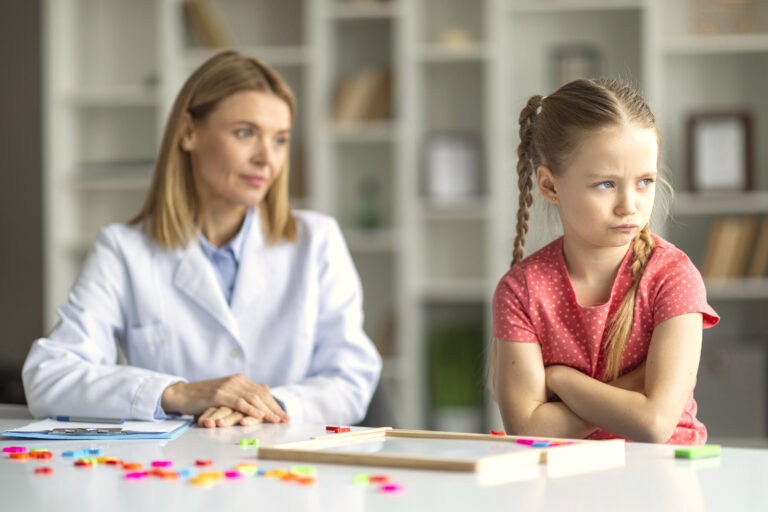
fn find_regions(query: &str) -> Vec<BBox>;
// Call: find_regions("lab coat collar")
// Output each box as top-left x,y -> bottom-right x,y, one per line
173,208 -> 271,343
173,240 -> 241,342
230,208 -> 268,314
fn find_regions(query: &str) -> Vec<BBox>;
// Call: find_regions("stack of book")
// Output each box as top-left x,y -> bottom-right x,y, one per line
701,216 -> 768,279
330,68 -> 392,124
184,0 -> 232,48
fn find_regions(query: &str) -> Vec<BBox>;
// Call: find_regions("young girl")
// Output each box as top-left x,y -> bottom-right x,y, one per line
490,79 -> 719,445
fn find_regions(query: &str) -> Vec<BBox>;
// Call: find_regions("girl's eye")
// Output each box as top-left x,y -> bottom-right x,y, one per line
236,128 -> 253,138
595,181 -> 613,190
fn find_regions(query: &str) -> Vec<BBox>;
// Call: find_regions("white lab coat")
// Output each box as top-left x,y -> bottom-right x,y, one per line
22,210 -> 382,424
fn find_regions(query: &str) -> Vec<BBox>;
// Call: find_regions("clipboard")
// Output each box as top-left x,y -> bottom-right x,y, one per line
2,418 -> 192,440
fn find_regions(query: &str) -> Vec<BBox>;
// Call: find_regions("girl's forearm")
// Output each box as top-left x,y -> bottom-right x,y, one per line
500,398 -> 597,439
548,366 -> 673,443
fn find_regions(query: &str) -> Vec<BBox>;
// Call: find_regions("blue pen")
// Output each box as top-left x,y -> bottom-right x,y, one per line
54,416 -> 125,424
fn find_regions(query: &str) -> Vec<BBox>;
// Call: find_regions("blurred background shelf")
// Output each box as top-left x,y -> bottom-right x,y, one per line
329,1 -> 400,20
508,0 -> 644,14
183,46 -> 309,68
672,192 -> 768,216
662,34 -> 768,54
704,278 -> 768,301
61,87 -> 159,107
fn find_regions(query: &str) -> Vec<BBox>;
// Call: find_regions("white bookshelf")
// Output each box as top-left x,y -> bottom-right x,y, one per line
44,0 -> 768,439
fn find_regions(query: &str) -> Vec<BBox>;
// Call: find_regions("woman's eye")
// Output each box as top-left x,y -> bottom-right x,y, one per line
274,136 -> 289,146
639,178 -> 655,188
236,128 -> 253,138
595,181 -> 613,190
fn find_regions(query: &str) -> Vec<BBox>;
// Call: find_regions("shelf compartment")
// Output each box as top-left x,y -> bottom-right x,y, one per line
72,174 -> 152,193
704,278 -> 768,301
663,33 -> 768,55
184,0 -> 305,48
67,0 -> 158,91
659,53 -> 768,192
673,192 -> 768,216
423,217 -> 486,284
658,0 -> 768,42
422,279 -> 490,303
507,8 -> 643,94
330,1 -> 399,20
424,301 -> 487,432
420,200 -> 488,221
75,187 -> 147,245
352,252 -> 397,359
508,0 -> 643,14
418,0 -> 485,46
418,43 -> 489,62
335,142 -> 394,230
76,107 -> 158,164
60,86 -> 158,107
333,17 -> 393,78
331,121 -> 398,142
344,228 -> 398,253
184,45 -> 308,68
421,62 -> 485,133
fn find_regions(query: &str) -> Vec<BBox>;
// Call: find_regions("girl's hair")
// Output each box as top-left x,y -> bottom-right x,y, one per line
512,78 -> 663,381
131,50 -> 297,249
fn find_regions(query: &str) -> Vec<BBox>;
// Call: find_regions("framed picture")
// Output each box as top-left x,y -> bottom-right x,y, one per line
687,112 -> 754,192
258,427 -> 625,481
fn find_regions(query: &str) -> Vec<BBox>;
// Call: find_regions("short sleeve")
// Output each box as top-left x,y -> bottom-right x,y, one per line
492,270 -> 539,343
652,251 -> 719,329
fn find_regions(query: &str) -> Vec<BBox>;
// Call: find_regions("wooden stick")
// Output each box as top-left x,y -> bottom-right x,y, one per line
311,426 -> 392,441
258,446 -> 542,472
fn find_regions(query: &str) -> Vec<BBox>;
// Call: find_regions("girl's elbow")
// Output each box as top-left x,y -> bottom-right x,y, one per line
499,404 -> 543,436
635,412 -> 676,444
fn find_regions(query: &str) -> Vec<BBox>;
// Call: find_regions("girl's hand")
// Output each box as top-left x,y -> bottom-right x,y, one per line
608,360 -> 647,393
546,361 -> 647,397
544,365 -> 568,401
161,374 -> 290,425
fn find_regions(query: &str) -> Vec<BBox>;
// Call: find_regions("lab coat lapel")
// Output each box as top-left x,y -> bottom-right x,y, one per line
173,243 -> 240,340
230,212 -> 267,316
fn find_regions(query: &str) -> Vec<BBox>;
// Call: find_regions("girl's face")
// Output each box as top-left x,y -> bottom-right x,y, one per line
539,124 -> 659,251
182,90 -> 292,213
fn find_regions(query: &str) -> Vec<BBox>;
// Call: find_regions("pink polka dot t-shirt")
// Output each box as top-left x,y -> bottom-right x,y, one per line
493,234 -> 719,445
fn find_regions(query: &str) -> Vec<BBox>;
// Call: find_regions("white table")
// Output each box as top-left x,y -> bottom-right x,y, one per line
1,403 -> 766,511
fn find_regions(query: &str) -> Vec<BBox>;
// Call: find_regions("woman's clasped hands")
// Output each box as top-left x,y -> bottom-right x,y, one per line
161,374 -> 290,428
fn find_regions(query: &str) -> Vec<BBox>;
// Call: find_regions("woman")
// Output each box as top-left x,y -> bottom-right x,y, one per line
23,51 -> 382,427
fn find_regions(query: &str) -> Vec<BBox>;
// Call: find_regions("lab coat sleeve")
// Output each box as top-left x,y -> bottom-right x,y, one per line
270,219 -> 382,425
22,226 -> 186,420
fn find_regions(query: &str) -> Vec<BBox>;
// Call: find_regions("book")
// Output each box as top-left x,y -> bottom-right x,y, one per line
716,217 -> 745,278
184,0 -> 232,48
702,217 -> 743,279
364,69 -> 392,120
701,218 -> 726,278
727,216 -> 758,277
331,68 -> 392,123
748,217 -> 768,277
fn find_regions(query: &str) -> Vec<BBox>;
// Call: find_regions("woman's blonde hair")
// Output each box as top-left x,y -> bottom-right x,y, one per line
499,79 -> 667,383
131,50 -> 297,248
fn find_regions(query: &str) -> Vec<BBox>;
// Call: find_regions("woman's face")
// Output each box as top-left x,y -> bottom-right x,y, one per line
182,90 -> 292,212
